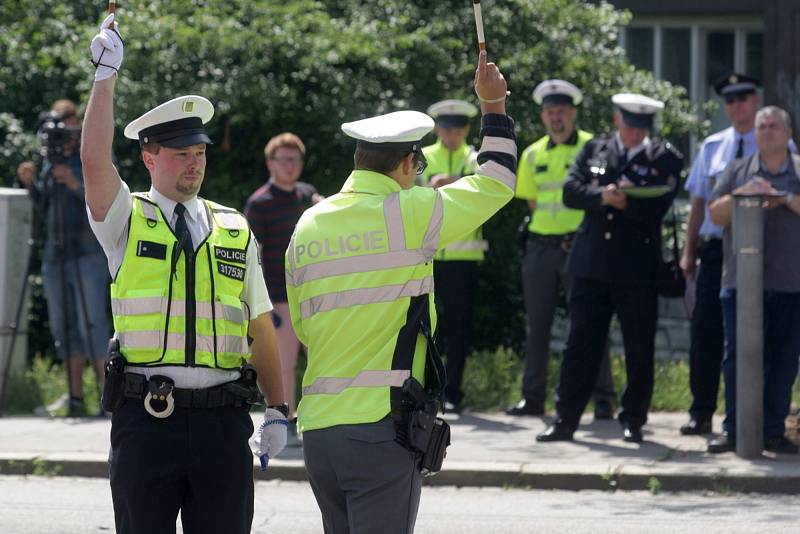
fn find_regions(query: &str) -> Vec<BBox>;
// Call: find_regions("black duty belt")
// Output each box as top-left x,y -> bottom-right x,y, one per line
122,372 -> 261,415
528,232 -> 575,247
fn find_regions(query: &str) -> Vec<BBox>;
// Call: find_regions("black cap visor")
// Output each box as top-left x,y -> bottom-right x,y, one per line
434,114 -> 471,128
541,93 -> 575,108
138,117 -> 213,148
619,108 -> 654,129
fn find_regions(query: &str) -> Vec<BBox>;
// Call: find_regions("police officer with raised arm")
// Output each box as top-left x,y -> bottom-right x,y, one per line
507,80 -> 615,418
81,14 -> 286,534
537,93 -> 683,444
286,50 -> 517,533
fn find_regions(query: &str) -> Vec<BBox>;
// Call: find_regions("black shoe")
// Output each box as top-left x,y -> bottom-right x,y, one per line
67,398 -> 86,418
680,417 -> 712,435
621,421 -> 643,443
593,400 -> 614,420
707,434 -> 736,454
764,436 -> 799,454
506,398 -> 544,416
536,421 -> 574,442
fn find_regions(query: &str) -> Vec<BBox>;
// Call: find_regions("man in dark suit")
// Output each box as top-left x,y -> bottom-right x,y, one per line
536,93 -> 684,443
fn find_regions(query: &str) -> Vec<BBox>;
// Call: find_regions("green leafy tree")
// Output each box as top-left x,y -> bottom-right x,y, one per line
0,0 -> 709,357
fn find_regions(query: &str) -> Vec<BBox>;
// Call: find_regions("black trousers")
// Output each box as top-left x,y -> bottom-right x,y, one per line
109,400 -> 255,534
687,238 -> 724,420
555,276 -> 658,429
433,260 -> 479,405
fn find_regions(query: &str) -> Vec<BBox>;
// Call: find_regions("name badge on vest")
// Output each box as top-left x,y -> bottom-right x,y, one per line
214,246 -> 247,265
137,240 -> 167,260
218,261 -> 245,281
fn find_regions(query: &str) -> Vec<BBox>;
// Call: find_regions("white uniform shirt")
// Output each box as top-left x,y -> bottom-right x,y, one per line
87,181 -> 273,388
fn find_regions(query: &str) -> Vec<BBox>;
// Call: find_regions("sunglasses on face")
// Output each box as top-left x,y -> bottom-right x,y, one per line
724,93 -> 751,105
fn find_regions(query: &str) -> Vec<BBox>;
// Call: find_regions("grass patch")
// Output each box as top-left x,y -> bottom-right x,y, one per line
3,357 -> 100,415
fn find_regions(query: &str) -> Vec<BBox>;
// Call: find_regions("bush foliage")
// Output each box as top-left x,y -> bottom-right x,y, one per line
1,0 -> 710,356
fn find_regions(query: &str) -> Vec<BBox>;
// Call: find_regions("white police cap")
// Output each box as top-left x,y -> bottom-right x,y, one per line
124,95 -> 214,147
342,111 -> 434,151
533,79 -> 583,107
427,99 -> 478,128
611,93 -> 664,129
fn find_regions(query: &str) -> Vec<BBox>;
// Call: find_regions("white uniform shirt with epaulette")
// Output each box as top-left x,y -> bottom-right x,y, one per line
87,181 -> 272,388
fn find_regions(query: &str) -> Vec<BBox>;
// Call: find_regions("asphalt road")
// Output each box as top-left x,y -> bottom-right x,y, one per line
2,476 -> 800,533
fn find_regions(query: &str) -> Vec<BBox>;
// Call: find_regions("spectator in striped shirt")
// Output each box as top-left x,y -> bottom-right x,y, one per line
244,133 -> 322,440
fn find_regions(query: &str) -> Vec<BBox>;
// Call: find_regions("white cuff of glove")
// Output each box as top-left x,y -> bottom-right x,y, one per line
249,407 -> 289,471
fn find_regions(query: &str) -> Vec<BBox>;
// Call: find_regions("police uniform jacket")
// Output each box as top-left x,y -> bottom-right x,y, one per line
563,135 -> 683,286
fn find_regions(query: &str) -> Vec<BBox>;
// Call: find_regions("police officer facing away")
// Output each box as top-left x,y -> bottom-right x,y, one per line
420,99 -> 484,414
507,80 -> 615,418
81,15 -> 287,534
286,50 -> 516,533
537,94 -> 683,444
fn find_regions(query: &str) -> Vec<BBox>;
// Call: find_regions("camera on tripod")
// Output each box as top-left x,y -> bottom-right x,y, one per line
37,111 -> 81,165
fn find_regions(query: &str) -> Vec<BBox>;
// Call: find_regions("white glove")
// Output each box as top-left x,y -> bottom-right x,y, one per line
90,14 -> 124,81
249,408 -> 288,471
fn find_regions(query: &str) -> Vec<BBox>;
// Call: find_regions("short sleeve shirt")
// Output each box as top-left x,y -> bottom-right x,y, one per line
712,153 -> 800,292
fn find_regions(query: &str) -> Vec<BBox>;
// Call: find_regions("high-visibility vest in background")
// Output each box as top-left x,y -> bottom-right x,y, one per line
111,193 -> 251,369
288,143 -> 517,433
516,129 -> 593,235
420,140 -> 488,261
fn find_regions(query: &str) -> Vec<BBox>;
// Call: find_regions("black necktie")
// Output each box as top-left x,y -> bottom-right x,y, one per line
173,203 -> 194,258
735,137 -> 744,159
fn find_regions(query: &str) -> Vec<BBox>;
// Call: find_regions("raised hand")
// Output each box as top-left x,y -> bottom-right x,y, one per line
90,13 -> 124,82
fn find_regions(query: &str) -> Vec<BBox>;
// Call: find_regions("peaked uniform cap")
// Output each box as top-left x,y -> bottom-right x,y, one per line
342,111 -> 434,149
714,72 -> 760,97
533,79 -> 583,107
124,95 -> 214,148
427,99 -> 478,128
612,93 -> 664,129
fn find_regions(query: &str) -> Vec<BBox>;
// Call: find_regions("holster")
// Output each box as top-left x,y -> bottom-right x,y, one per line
101,338 -> 126,413
397,377 -> 451,477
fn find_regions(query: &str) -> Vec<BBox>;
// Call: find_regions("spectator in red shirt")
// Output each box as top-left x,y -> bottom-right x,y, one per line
244,133 -> 321,436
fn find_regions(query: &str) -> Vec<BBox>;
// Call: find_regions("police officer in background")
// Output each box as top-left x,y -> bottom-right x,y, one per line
81,15 -> 287,533
420,99 -> 484,413
286,50 -> 516,533
507,80 -> 615,418
537,94 -> 683,443
679,73 -> 775,436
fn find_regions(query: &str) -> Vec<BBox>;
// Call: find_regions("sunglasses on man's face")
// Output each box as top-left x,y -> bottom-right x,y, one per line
724,93 -> 751,105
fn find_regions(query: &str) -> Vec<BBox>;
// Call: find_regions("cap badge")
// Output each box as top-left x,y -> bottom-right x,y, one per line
182,101 -> 195,113
729,75 -> 738,84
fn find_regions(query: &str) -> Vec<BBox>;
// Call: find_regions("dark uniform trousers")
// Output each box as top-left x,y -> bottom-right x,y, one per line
109,400 -> 255,534
521,238 -> 616,406
555,277 -> 658,429
303,417 -> 422,534
433,260 -> 479,406
688,238 -> 724,420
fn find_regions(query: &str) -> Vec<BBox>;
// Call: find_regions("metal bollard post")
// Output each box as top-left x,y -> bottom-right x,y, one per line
732,193 -> 764,459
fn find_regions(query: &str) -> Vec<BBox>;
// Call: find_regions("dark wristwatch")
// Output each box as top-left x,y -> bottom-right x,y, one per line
268,403 -> 289,417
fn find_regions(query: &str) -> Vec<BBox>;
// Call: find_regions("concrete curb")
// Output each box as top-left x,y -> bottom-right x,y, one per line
4,454 -> 800,494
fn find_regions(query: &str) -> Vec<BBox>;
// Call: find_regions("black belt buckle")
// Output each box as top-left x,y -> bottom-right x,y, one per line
144,375 -> 175,418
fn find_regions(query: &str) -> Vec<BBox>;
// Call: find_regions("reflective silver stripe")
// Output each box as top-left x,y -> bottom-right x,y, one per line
139,200 -> 158,221
537,182 -> 564,192
119,331 -> 248,354
112,298 -> 244,324
289,249 -> 429,286
479,136 -> 517,157
445,240 -> 489,252
302,369 -> 410,395
422,191 -> 444,254
536,202 -> 567,212
112,297 -> 163,316
383,193 -> 405,251
477,160 -> 517,190
299,276 -> 434,319
214,212 -> 248,230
